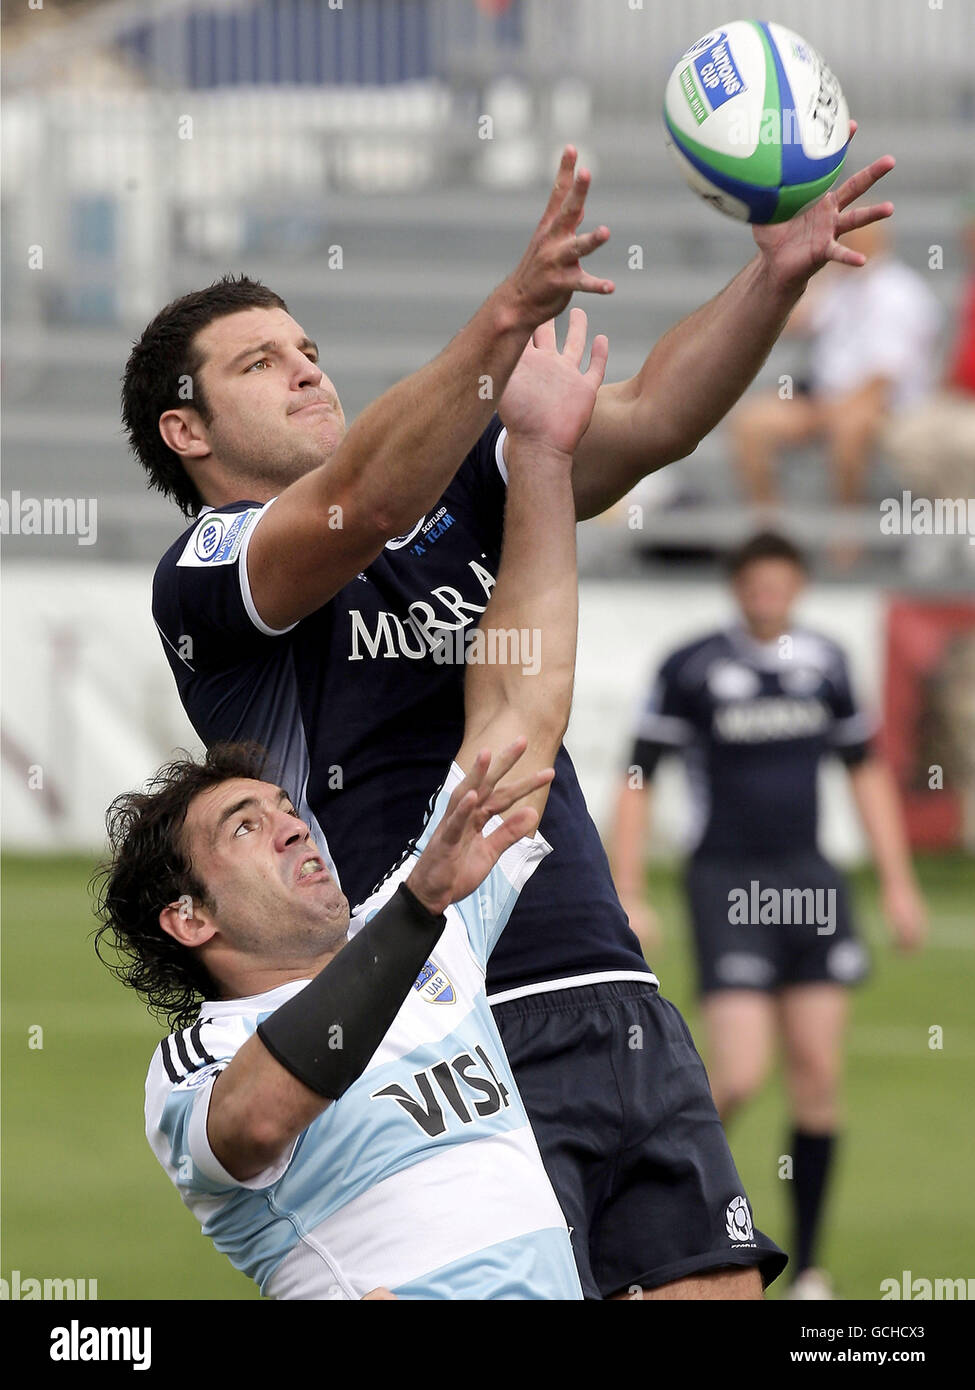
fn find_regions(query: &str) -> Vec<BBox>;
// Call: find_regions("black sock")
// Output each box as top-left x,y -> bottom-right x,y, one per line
791,1129 -> 836,1275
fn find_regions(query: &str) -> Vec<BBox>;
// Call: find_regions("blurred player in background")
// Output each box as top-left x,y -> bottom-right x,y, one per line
125,142 -> 892,1298
729,224 -> 942,527
611,531 -> 927,1299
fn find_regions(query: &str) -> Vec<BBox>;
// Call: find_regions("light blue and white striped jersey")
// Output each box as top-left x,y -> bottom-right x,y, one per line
144,764 -> 583,1300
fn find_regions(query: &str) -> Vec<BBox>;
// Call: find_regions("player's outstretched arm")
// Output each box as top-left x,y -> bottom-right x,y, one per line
453,309 -> 608,825
204,754 -> 553,1182
554,123 -> 896,519
246,148 -> 614,630
611,775 -> 660,951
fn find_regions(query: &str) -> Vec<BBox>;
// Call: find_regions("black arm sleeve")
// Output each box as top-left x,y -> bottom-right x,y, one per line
628,737 -> 666,780
834,739 -> 873,768
256,882 -> 445,1100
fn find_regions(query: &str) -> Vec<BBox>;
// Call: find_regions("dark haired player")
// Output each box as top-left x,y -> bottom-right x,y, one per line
98,317 -> 599,1298
99,739 -> 576,1300
128,142 -> 893,1297
611,531 -> 926,1299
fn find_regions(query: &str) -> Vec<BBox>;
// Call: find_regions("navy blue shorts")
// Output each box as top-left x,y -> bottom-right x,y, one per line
686,852 -> 871,996
491,979 -> 787,1299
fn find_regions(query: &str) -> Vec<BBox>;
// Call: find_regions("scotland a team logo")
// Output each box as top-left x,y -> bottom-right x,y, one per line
413,959 -> 455,1004
385,516 -> 426,550
725,1195 -> 754,1243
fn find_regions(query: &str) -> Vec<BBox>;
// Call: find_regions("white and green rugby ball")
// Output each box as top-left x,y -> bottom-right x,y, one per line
664,20 -> 850,224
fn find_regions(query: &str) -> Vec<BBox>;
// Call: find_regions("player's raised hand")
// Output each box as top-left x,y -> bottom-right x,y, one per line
408,740 -> 553,916
752,121 -> 895,293
499,308 -> 609,458
502,146 -> 615,330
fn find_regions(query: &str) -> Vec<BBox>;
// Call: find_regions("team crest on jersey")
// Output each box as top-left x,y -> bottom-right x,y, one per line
779,665 -> 824,697
177,509 -> 261,567
707,660 -> 761,701
384,516 -> 426,551
179,1063 -> 223,1090
413,959 -> 455,1004
725,1195 -> 754,1243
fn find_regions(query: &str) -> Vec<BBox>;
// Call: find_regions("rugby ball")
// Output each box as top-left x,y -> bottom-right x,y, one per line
663,21 -> 850,224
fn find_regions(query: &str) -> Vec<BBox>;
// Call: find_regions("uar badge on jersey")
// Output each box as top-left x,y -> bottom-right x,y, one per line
413,959 -> 455,1004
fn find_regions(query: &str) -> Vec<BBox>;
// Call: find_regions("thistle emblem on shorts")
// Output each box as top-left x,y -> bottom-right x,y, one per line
726,1195 -> 754,1242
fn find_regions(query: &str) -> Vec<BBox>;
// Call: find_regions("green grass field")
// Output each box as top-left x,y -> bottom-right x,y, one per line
2,851 -> 972,1300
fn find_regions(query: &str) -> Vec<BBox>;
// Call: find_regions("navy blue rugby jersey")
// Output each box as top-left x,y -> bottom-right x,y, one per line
629,625 -> 875,858
152,416 -> 650,993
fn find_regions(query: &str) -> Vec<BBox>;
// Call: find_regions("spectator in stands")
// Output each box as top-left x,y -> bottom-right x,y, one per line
728,224 -> 943,523
884,205 -> 975,512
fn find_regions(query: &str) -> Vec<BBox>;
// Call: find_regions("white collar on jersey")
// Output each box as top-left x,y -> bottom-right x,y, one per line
728,621 -> 792,670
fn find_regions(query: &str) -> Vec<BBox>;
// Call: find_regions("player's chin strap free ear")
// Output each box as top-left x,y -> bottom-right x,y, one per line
256,882 -> 445,1100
